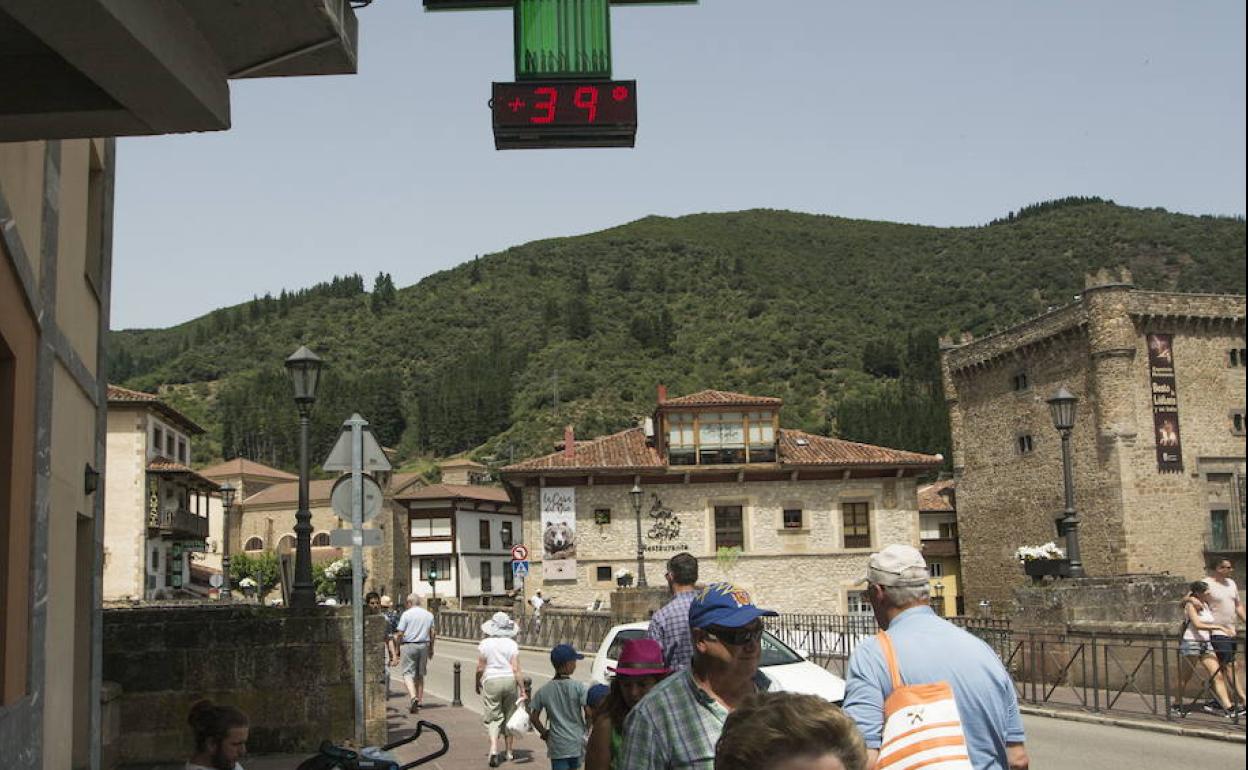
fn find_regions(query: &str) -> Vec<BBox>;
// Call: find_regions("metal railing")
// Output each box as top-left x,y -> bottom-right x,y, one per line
149,507 -> 208,538
437,605 -> 615,653
770,613 -> 1244,730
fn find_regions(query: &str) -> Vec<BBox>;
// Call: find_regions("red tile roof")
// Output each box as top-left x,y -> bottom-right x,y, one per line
241,471 -> 426,508
146,457 -> 219,488
918,479 -> 957,512
777,430 -> 943,467
397,484 -> 513,504
659,389 -> 783,408
198,457 -> 298,481
503,427 -> 664,473
108,384 -> 205,435
502,427 -> 942,474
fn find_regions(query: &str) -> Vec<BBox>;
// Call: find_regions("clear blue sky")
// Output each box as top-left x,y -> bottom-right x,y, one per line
111,1 -> 1246,330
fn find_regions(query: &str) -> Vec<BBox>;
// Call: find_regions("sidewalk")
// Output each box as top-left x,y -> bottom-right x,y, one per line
244,677 -> 546,769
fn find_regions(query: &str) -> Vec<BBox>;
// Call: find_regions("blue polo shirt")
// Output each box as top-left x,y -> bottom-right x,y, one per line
843,606 -> 1025,770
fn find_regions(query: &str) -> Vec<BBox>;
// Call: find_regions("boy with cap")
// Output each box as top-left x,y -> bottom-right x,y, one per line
843,544 -> 1029,770
528,643 -> 591,769
619,582 -> 779,770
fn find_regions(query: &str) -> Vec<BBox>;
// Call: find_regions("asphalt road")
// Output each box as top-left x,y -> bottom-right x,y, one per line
409,640 -> 1244,769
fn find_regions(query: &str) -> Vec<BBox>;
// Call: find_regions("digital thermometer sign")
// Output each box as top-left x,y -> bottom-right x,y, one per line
492,80 -> 637,149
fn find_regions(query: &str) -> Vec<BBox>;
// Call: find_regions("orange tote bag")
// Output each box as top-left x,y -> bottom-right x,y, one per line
874,631 -> 973,770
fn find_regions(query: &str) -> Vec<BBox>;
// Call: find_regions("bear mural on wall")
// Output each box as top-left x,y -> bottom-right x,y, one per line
544,520 -> 576,560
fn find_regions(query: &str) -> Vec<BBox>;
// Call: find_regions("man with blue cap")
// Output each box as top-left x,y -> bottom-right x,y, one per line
619,582 -> 778,769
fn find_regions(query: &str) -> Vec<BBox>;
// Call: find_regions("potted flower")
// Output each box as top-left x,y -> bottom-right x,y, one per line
325,558 -> 352,604
238,576 -> 257,599
615,569 -> 634,588
1014,542 -> 1071,583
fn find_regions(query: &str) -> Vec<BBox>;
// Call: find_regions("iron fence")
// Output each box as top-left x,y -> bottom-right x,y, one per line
769,613 -> 1244,730
437,605 -> 614,653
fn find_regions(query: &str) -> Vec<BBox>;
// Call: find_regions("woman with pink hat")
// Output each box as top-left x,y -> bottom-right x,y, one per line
476,611 -> 527,766
585,638 -> 671,770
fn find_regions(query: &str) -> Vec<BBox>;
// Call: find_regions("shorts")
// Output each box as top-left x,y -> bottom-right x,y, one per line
1180,639 -> 1212,657
401,642 -> 429,679
551,758 -> 582,770
1211,634 -> 1238,665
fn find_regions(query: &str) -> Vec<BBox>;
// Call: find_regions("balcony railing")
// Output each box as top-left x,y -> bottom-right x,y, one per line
921,537 -> 960,557
149,508 -> 209,539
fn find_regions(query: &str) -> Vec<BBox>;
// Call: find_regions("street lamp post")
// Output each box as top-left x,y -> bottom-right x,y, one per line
1047,386 -> 1086,578
630,481 -> 647,587
219,483 -> 236,600
285,345 -> 324,609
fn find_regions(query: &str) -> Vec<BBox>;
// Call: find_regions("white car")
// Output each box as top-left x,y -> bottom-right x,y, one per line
589,621 -> 846,703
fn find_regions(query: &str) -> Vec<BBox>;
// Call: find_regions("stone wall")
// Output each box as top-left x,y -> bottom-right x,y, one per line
944,280 -> 1246,608
102,604 -> 387,765
517,475 -> 919,614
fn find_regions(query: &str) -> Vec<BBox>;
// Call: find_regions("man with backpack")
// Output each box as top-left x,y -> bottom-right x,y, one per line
843,545 -> 1028,770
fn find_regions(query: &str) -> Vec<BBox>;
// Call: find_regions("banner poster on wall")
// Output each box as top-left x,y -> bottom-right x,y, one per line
540,487 -> 578,580
1146,333 -> 1184,473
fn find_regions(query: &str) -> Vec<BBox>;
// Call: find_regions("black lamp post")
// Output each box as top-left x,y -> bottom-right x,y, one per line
285,345 -> 324,608
219,482 -> 236,600
630,481 -> 647,587
1047,386 -> 1085,578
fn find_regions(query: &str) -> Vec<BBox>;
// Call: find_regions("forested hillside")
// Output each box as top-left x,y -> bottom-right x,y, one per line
109,199 -> 1246,474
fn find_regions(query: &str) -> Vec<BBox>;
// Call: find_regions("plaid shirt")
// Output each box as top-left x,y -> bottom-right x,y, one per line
619,668 -> 775,770
647,591 -> 697,671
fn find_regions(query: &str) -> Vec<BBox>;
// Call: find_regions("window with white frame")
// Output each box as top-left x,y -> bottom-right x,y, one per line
411,517 -> 452,539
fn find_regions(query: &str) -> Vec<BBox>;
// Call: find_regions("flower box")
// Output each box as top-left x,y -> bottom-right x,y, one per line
335,575 -> 353,604
1022,558 -> 1072,583
616,575 -> 634,587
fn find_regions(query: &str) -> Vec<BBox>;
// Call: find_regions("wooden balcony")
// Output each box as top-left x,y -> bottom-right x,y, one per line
921,537 -> 960,558
149,507 -> 208,540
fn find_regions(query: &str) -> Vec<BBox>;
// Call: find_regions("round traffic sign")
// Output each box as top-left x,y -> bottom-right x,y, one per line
330,473 -> 385,522
511,544 -> 529,562
209,573 -> 223,588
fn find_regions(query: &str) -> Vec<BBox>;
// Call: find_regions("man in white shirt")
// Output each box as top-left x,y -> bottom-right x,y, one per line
395,592 -> 436,713
1206,557 -> 1246,713
529,589 -> 545,628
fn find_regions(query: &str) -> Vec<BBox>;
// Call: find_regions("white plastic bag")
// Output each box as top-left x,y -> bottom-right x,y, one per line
506,699 -> 532,734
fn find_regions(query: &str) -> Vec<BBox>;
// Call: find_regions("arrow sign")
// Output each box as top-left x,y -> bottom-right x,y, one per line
329,528 -> 384,548
323,414 -> 393,472
511,544 -> 529,562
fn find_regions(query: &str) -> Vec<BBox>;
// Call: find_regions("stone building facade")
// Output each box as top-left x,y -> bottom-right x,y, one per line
197,457 -> 297,575
235,472 -> 422,601
941,270 -> 1246,607
501,389 -> 941,614
103,385 -> 217,600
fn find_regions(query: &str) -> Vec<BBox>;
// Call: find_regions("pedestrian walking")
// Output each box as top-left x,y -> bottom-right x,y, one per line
843,544 -> 1028,770
1171,580 -> 1236,717
394,592 -> 436,714
476,611 -> 527,767
619,582 -> 779,770
380,595 -> 400,667
528,644 -> 591,770
586,638 -> 671,770
1205,557 -> 1246,715
186,699 -> 249,770
714,691 -> 868,770
646,552 -> 699,671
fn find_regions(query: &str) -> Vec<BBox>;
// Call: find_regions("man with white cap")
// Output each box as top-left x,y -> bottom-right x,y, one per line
843,544 -> 1029,770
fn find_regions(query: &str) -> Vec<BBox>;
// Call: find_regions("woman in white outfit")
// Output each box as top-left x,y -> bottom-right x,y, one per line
476,611 -> 528,767
1172,580 -> 1236,717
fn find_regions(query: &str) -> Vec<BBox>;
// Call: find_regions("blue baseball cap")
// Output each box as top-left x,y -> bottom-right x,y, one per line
688,582 -> 778,629
550,643 -> 585,667
586,683 -> 610,707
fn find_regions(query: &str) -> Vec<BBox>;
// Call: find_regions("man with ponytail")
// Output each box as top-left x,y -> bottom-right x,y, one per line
187,699 -> 249,770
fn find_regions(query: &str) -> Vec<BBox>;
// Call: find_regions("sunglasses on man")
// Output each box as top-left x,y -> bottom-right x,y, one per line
703,624 -> 765,647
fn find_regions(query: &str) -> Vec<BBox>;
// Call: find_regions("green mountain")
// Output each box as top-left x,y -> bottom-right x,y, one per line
108,199 -> 1246,474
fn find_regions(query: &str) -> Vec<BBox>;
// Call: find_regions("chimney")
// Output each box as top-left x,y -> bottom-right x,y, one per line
657,383 -> 668,403
563,425 -> 575,459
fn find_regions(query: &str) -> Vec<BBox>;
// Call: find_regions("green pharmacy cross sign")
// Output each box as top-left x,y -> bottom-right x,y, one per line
424,0 -> 696,149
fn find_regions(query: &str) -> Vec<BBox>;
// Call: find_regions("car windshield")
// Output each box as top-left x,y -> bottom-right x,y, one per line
605,628 -> 803,667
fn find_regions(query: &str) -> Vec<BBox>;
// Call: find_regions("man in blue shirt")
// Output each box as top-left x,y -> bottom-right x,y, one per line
843,544 -> 1029,770
646,552 -> 699,671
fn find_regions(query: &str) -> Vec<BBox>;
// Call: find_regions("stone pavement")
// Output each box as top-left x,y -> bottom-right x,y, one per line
243,675 -> 547,769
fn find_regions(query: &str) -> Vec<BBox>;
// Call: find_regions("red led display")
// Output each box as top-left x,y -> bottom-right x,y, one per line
492,80 -> 637,149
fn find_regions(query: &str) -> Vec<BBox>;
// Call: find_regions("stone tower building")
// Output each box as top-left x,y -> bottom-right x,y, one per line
941,270 -> 1246,607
